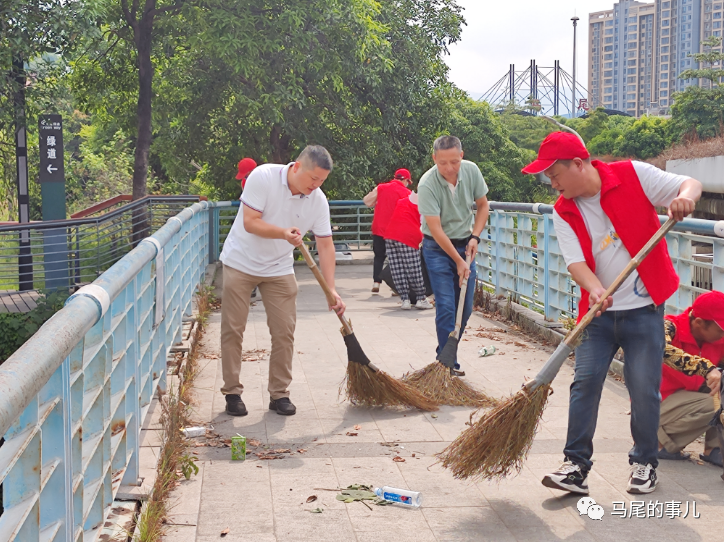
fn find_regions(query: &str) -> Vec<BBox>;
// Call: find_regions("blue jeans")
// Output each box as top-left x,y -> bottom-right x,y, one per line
564,304 -> 665,471
422,237 -> 477,369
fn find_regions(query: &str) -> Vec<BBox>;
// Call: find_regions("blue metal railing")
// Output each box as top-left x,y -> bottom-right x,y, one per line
3,198 -> 724,540
0,201 -> 209,541
478,202 -> 724,320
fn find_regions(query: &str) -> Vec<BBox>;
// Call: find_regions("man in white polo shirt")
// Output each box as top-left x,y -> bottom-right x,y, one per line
219,145 -> 346,417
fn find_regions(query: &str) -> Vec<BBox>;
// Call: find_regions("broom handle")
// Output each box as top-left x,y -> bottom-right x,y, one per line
564,217 -> 677,348
298,243 -> 354,335
452,253 -> 474,339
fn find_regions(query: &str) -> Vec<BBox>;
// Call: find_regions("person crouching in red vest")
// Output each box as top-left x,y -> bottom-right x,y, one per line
383,193 -> 432,310
523,132 -> 703,496
658,290 -> 724,467
364,169 -> 412,293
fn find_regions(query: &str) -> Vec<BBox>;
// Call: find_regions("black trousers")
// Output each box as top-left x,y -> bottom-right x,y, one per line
372,234 -> 386,283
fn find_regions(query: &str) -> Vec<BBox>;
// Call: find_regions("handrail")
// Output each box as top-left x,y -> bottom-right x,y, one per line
71,194 -> 209,219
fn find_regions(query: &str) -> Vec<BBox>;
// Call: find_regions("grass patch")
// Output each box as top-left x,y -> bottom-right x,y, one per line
131,283 -> 215,540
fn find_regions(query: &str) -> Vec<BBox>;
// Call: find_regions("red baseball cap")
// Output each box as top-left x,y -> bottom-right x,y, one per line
236,157 -> 257,180
692,290 -> 724,330
521,132 -> 590,175
394,168 -> 411,181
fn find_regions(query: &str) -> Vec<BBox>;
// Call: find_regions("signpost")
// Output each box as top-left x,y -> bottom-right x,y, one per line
38,115 -> 69,289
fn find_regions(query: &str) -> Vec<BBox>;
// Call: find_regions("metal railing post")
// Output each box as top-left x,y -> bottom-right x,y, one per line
543,214 -> 552,321
494,210 -> 501,295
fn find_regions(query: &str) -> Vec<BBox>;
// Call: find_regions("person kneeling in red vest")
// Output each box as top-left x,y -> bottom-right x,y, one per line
658,291 -> 724,467
523,132 -> 703,496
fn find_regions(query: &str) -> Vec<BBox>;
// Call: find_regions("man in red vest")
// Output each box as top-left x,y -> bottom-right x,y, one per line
523,132 -> 702,495
658,291 -> 724,467
364,169 -> 413,293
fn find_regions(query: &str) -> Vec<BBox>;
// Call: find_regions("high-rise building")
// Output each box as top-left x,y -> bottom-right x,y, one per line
699,0 -> 724,89
588,0 -> 704,115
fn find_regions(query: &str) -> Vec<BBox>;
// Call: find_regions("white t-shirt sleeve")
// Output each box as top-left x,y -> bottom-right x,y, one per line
240,168 -> 269,212
633,161 -> 690,208
552,210 -> 586,267
311,197 -> 333,238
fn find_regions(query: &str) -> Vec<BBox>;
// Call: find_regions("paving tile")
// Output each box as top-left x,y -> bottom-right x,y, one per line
167,265 -> 724,542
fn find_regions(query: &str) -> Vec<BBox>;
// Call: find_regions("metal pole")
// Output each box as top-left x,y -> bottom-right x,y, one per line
509,64 -> 514,104
554,60 -> 560,116
572,16 -> 579,118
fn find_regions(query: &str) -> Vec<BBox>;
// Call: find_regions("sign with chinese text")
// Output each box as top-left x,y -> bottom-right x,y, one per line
578,99 -> 590,111
39,115 -> 64,183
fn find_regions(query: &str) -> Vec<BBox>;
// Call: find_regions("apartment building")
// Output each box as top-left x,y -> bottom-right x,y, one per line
589,0 -> 704,116
700,0 -> 724,89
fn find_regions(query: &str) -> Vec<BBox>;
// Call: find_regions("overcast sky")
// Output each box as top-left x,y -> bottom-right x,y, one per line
445,0 -> 613,98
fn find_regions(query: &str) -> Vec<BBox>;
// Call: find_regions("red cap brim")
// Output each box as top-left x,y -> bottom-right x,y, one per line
236,173 -> 245,180
521,159 -> 557,175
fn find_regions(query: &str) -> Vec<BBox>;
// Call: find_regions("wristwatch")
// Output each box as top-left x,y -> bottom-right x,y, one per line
470,234 -> 481,244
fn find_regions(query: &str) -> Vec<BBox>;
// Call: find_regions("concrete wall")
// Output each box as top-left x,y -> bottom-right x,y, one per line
667,156 -> 724,194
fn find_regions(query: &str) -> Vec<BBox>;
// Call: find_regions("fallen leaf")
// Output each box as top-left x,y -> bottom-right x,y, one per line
273,448 -> 292,454
345,432 -> 358,437
309,508 -> 323,513
430,414 -> 438,419
354,425 -> 361,430
297,448 -> 307,454
306,495 -> 318,503
392,456 -> 406,463
220,527 -> 230,536
248,439 -> 261,447
412,453 -> 416,458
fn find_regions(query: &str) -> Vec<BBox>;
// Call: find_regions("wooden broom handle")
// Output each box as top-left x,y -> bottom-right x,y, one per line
452,253 -> 474,338
565,217 -> 677,347
298,243 -> 354,336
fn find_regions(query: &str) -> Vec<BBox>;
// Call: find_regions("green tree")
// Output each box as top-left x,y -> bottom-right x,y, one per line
146,0 -> 464,200
612,116 -> 668,159
668,85 -> 724,141
1,0 -> 92,218
450,98 -> 549,203
679,36 -> 724,85
497,109 -> 555,152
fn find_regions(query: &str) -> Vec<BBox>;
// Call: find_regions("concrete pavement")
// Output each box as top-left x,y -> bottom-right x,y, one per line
162,264 -> 723,542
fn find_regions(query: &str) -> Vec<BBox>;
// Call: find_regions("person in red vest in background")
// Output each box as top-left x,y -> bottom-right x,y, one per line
657,291 -> 724,467
237,157 -> 258,192
383,193 -> 432,310
522,132 -> 702,496
363,169 -> 412,293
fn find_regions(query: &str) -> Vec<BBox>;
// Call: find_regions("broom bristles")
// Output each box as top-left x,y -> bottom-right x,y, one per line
342,361 -> 439,412
403,362 -> 498,408
437,384 -> 551,481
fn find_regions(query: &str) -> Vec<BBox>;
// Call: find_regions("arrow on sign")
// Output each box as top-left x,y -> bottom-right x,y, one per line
47,164 -> 57,174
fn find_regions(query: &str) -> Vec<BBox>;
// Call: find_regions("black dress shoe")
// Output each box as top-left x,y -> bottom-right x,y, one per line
269,397 -> 296,416
225,394 -> 248,416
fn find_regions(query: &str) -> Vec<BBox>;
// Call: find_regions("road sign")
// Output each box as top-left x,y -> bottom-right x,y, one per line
39,114 -> 64,183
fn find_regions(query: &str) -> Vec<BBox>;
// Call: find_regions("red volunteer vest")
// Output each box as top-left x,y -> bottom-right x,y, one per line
383,197 -> 423,249
371,180 -> 411,236
554,160 -> 679,322
661,308 -> 724,401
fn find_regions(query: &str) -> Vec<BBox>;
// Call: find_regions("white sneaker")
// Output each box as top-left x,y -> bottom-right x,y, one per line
415,298 -> 433,310
627,463 -> 657,494
401,300 -> 412,310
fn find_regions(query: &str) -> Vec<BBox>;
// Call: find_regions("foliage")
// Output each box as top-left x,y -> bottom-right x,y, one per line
450,99 -> 549,202
669,85 -> 724,141
178,453 -> 199,480
679,36 -> 724,85
497,109 -> 556,152
0,289 -> 70,364
612,116 -> 669,159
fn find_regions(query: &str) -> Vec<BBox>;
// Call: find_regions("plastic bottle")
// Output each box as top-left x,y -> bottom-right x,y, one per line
478,345 -> 497,357
373,486 -> 422,507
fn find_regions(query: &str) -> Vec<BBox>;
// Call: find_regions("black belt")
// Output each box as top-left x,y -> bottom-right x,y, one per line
423,234 -> 470,248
